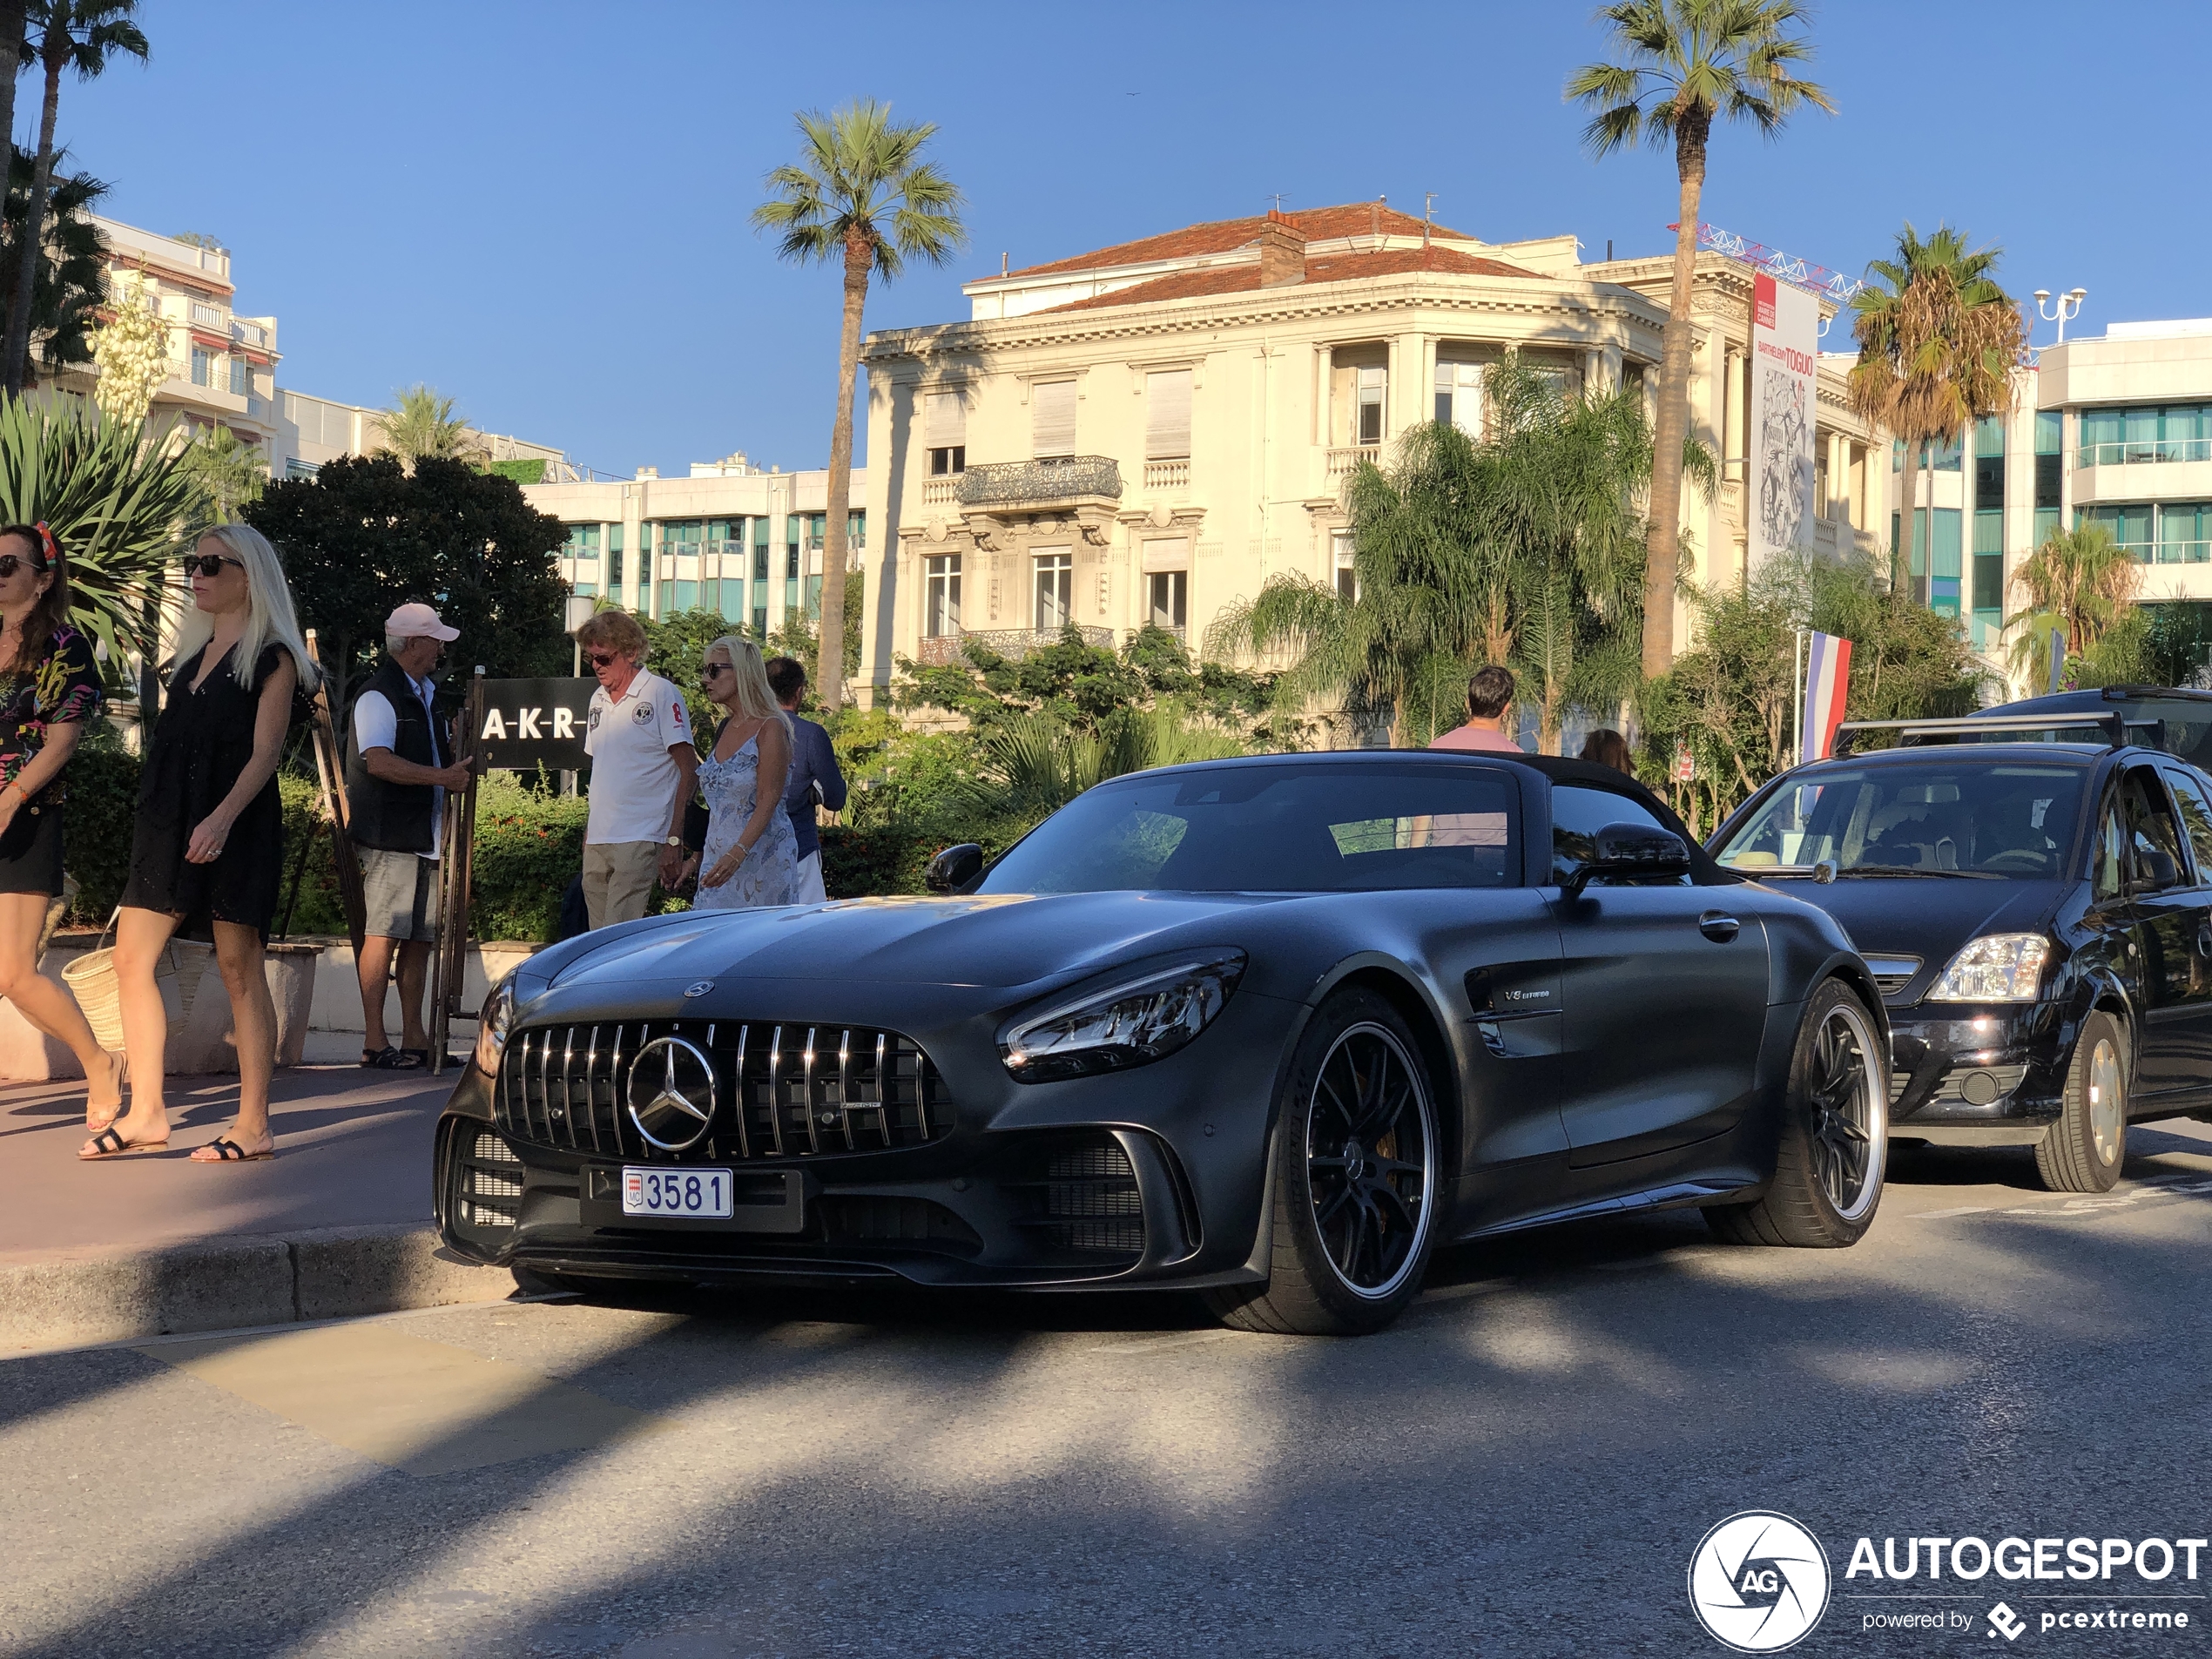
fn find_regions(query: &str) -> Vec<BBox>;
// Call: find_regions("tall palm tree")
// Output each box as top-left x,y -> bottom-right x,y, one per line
1847,222 -> 2025,606
0,4 -> 30,238
3,0 -> 146,396
374,383 -> 475,467
753,99 -> 964,711
2003,522 -> 2141,685
1567,0 -> 1832,677
1,147 -> 110,381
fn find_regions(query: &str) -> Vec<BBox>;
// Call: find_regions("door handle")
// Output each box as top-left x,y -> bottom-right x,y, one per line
1698,911 -> 1742,943
2196,923 -> 2212,959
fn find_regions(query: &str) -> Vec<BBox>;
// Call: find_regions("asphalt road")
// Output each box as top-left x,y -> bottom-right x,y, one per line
7,1120 -> 2212,1659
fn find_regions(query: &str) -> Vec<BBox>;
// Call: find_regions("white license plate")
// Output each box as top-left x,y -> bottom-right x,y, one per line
621,1166 -> 735,1219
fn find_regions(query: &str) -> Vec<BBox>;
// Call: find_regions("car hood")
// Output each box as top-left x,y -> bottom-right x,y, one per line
541,892 -> 1296,992
1761,876 -> 2063,964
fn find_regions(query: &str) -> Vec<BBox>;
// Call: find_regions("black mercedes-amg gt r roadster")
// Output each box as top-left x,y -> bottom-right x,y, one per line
435,752 -> 1890,1334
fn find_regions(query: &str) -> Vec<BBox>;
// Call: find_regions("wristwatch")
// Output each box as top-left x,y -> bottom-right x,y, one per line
664,835 -> 684,849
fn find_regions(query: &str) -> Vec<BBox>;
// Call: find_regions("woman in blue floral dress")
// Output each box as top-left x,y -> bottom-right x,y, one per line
691,637 -> 804,911
0,523 -> 124,1130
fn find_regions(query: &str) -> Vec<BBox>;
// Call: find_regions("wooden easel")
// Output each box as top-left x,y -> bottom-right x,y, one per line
303,630 -> 367,955
429,667 -> 484,1076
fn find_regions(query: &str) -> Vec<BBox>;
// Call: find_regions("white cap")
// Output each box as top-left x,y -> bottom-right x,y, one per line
386,602 -> 458,642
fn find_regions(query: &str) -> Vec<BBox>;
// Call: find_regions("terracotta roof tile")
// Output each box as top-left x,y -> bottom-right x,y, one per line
1040,246 -> 1541,314
998,203 -> 1476,280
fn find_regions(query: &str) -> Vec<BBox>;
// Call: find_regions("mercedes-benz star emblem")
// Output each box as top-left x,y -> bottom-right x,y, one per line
684,981 -> 714,998
626,1035 -> 718,1151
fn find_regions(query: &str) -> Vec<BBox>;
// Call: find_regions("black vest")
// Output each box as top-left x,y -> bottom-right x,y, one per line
345,658 -> 448,853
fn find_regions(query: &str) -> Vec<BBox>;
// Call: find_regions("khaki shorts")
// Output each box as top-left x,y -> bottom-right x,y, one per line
583,840 -> 662,930
361,846 -> 438,942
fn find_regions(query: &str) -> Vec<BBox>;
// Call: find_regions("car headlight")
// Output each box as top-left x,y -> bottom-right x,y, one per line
1001,952 -> 1246,1082
474,972 -> 519,1075
1926,934 -> 2052,1002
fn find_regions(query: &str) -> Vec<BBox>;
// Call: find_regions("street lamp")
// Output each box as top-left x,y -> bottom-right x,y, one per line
2033,287 -> 2088,344
564,593 -> 597,677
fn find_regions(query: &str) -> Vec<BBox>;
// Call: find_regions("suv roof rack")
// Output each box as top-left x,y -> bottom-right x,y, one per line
1832,712 -> 2137,755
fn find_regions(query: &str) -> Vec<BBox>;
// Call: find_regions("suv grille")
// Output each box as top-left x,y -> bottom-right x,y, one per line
495,1021 -> 955,1160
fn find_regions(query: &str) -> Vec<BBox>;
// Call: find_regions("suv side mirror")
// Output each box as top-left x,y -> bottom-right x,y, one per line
924,842 -> 986,895
1561,822 -> 1692,897
2130,846 -> 2181,893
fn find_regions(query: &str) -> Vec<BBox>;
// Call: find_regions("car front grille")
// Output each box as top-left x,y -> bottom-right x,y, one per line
1008,1136 -> 1146,1258
1893,1062 -> 2031,1110
1863,955 -> 1923,999
459,1131 -> 523,1228
495,1020 -> 955,1161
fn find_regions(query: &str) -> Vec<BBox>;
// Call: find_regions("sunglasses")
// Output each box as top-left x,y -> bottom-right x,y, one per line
585,649 -> 625,667
181,553 -> 246,577
0,553 -> 39,579
703,662 -> 733,678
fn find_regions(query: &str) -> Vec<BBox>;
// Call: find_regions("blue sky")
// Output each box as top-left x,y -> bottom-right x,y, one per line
61,1 -> 2211,476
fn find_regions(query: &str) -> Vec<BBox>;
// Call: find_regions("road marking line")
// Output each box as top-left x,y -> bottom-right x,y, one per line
145,1322 -> 671,1476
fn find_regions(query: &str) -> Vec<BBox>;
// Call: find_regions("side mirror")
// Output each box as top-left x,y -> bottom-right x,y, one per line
2130,847 -> 2181,893
1561,822 -> 1692,897
924,842 -> 986,895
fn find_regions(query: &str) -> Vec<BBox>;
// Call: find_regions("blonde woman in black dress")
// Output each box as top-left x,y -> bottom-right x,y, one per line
82,523 -> 316,1163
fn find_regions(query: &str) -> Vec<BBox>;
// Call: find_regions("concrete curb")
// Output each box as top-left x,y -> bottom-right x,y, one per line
0,1225 -> 516,1352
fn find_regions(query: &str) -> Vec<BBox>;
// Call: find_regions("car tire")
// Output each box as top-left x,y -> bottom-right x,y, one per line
2035,1010 -> 2127,1193
1204,988 -> 1442,1336
1708,978 -> 1888,1248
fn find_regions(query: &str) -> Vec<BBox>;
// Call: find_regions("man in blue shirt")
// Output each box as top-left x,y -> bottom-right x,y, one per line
764,657 -> 848,903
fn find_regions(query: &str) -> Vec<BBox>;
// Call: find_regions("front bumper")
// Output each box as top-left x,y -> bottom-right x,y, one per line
432,985 -> 1306,1291
1885,1001 -> 2066,1147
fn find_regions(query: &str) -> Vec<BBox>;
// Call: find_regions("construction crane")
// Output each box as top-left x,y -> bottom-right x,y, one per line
1665,221 -> 1865,305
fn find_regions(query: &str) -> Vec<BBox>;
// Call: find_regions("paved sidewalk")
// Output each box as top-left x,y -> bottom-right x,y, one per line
0,1035 -> 513,1350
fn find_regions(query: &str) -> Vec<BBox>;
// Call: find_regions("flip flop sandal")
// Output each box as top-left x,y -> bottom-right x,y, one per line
401,1049 -> 458,1069
194,1136 -> 274,1163
361,1047 -> 420,1069
80,1126 -> 169,1160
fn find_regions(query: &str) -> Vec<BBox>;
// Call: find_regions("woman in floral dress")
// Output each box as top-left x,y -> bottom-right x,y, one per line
691,636 -> 804,911
0,523 -> 124,1130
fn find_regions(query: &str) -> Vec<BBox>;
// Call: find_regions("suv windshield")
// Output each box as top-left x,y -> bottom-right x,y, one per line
978,763 -> 1519,894
1715,763 -> 2087,879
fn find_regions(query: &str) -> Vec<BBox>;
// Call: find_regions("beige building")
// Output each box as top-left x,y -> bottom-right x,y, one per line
853,201 -> 1891,711
523,454 -> 867,635
275,388 -> 568,484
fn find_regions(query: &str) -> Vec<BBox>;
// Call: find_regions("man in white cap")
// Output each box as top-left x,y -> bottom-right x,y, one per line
346,602 -> 471,1069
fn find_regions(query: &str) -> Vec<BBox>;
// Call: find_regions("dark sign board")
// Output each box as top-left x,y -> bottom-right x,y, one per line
470,677 -> 595,772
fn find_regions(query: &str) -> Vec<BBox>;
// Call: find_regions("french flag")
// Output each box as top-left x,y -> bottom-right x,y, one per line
1803,631 -> 1852,762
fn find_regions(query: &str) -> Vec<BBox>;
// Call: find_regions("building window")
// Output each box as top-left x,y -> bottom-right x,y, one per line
1929,508 -> 1964,615
1032,379 -> 1077,459
925,388 -> 967,475
284,457 -> 319,481
2034,410 -> 2063,549
1357,365 -> 1386,447
2079,402 -> 2212,468
1033,550 -> 1073,631
1147,570 -> 1187,633
925,554 -> 961,637
1145,369 -> 1192,461
1332,531 -> 1359,603
1434,361 -> 1483,438
564,523 -> 601,591
191,347 -> 212,388
230,357 -> 250,396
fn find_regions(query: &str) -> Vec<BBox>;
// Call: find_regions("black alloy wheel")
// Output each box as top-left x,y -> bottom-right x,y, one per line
1709,978 -> 1887,1247
1206,988 -> 1440,1336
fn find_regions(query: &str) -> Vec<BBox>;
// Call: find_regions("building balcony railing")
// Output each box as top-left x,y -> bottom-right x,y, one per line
955,456 -> 1122,509
2079,439 -> 2212,469
921,475 -> 960,506
916,625 -> 1114,665
1143,458 -> 1190,493
231,318 -> 268,348
189,300 -> 226,328
2128,541 -> 2211,565
1325,445 -> 1381,476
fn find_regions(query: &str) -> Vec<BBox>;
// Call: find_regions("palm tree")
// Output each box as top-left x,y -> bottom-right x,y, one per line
1567,0 -> 1832,677
1,147 -> 110,381
753,99 -> 965,711
2003,523 -> 2141,685
1847,222 -> 2025,605
3,0 -> 147,397
374,383 -> 476,466
178,424 -> 269,524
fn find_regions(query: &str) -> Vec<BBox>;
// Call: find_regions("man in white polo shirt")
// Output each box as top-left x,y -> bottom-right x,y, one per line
578,609 -> 696,929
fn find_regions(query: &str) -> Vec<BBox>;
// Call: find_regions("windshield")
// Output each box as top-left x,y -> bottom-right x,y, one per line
1714,763 -> 2086,879
978,764 -> 1519,894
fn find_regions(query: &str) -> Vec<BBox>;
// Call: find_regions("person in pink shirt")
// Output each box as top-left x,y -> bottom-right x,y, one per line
1429,665 -> 1523,752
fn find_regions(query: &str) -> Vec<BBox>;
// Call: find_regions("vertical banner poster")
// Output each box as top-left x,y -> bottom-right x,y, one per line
1801,631 -> 1853,762
1750,273 -> 1819,570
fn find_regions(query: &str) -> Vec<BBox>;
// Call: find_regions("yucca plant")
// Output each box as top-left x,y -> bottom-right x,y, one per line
0,393 -> 194,672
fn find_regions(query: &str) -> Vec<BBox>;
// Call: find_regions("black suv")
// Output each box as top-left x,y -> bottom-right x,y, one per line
1974,685 -> 2212,770
1709,719 -> 2212,1191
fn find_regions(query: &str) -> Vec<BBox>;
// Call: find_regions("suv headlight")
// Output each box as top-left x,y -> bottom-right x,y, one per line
1927,934 -> 2051,1002
474,972 -> 519,1075
1001,952 -> 1246,1082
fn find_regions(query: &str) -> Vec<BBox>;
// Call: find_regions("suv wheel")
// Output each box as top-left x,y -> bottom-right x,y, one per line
2036,1011 -> 2127,1193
